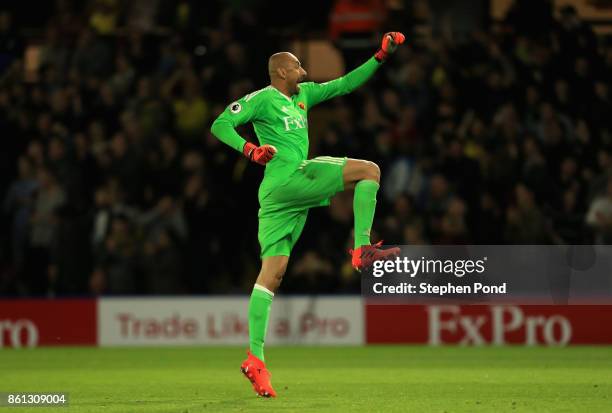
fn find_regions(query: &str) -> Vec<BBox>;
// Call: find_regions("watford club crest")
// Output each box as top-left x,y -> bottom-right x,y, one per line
298,102 -> 305,110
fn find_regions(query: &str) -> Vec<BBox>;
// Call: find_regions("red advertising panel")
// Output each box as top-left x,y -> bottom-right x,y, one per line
0,299 -> 97,348
366,305 -> 612,345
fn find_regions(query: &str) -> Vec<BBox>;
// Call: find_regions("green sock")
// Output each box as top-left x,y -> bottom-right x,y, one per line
248,284 -> 274,361
354,179 -> 379,249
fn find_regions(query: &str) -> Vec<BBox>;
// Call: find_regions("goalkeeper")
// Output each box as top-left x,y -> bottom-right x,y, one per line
211,32 -> 405,398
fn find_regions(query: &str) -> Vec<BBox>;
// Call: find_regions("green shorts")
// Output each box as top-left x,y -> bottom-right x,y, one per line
258,156 -> 347,258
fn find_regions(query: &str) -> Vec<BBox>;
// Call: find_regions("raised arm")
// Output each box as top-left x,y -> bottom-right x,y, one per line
300,57 -> 380,107
302,32 -> 405,107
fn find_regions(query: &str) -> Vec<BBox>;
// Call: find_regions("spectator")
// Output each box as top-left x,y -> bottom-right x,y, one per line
168,71 -> 209,140
141,228 -> 184,294
22,167 -> 65,294
586,178 -> 612,244
106,132 -> 144,204
473,193 -> 503,244
505,184 -> 549,244
383,193 -> 423,242
29,168 -> 65,251
3,156 -> 38,271
92,214 -> 138,294
439,196 -> 469,244
552,189 -> 584,244
71,28 -> 113,78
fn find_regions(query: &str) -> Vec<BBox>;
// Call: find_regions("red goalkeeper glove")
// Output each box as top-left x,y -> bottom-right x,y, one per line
374,32 -> 406,62
243,142 -> 277,165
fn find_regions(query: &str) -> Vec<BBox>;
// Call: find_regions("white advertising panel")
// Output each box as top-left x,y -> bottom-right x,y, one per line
99,297 -> 363,346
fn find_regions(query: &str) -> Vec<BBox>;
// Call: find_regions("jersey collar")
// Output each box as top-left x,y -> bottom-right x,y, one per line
270,85 -> 293,102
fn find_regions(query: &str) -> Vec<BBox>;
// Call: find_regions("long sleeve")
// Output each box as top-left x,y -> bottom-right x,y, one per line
300,56 -> 381,107
210,95 -> 261,153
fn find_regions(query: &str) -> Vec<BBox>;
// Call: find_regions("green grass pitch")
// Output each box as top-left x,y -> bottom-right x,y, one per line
1,346 -> 611,412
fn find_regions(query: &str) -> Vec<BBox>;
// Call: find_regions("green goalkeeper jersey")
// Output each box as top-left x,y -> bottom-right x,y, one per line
211,56 -> 381,198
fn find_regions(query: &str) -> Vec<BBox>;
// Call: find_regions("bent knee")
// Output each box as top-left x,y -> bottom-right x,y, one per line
365,161 -> 380,183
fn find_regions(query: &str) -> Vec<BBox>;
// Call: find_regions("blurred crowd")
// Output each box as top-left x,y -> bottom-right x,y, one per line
1,0 -> 611,296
